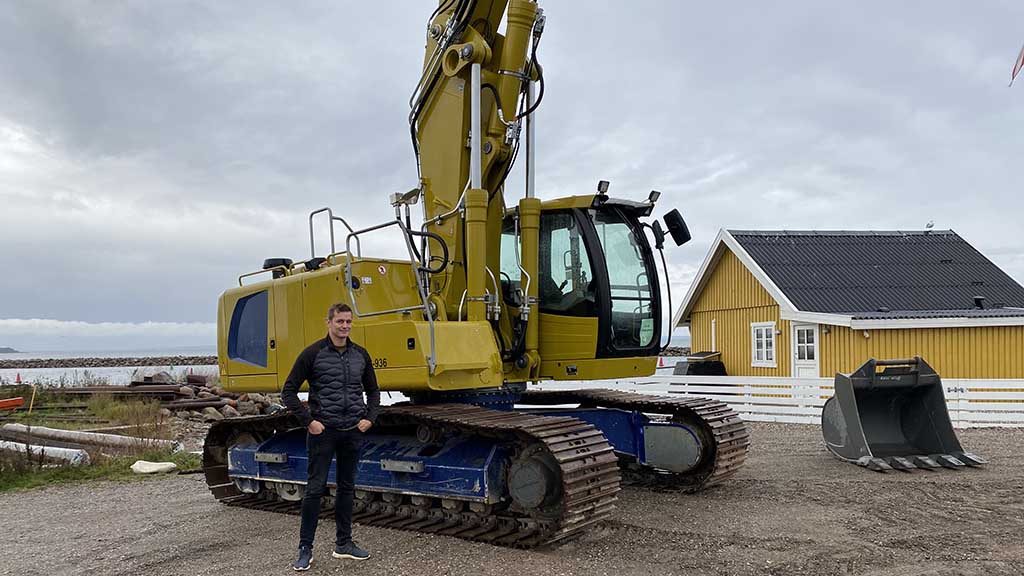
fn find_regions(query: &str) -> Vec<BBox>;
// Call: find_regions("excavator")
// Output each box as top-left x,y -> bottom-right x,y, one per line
203,0 -> 749,547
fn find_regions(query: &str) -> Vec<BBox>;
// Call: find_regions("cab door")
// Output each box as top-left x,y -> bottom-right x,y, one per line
221,286 -> 279,391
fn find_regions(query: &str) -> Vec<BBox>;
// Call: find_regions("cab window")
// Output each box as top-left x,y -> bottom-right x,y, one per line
538,212 -> 597,317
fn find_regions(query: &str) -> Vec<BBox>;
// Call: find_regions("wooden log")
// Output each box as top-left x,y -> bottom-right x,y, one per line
1,423 -> 182,452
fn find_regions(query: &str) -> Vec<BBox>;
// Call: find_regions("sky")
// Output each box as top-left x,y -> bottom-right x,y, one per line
1,1 -> 1022,351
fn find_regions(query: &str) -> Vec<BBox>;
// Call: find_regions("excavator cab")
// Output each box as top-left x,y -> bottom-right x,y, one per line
500,193 -> 689,379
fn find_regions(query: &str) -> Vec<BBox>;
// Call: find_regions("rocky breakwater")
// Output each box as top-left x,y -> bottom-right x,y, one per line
0,356 -> 218,370
661,346 -> 691,357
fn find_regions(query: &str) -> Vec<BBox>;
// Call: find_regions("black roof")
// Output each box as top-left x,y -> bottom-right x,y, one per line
728,230 -> 1024,316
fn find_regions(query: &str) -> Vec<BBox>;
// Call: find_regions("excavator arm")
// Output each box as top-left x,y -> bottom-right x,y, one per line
408,0 -> 543,329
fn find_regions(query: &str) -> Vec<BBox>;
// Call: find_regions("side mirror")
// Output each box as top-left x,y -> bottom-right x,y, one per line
663,209 -> 691,246
650,221 -> 666,250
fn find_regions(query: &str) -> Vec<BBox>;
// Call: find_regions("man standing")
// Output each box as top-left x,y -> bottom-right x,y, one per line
281,302 -> 380,571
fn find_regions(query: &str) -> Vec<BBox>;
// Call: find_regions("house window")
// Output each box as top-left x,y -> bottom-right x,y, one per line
751,322 -> 776,368
795,326 -> 815,360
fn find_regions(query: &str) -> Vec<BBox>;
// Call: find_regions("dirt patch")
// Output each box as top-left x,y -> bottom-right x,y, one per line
0,422 -> 1020,576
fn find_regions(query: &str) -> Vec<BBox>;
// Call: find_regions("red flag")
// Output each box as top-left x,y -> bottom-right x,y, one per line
1012,43 -> 1024,87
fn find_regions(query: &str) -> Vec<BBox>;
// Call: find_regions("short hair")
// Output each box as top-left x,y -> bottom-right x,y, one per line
327,302 -> 353,320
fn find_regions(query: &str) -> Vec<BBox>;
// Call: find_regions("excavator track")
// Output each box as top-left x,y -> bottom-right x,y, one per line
203,404 -> 621,548
519,389 -> 750,491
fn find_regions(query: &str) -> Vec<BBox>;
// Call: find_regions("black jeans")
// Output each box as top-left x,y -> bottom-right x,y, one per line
298,427 -> 362,548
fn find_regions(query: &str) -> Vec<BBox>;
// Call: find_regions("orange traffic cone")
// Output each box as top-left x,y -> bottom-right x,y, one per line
658,357 -> 664,367
15,372 -> 21,384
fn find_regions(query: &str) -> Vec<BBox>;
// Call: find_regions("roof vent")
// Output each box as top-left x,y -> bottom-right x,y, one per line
973,296 -> 985,310
876,307 -> 890,313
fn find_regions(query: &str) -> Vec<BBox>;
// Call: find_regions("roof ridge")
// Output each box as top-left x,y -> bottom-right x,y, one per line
727,229 -> 957,236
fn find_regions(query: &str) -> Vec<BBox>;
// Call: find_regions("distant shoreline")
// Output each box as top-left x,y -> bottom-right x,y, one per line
0,355 -> 218,370
0,347 -> 19,354
0,348 -> 688,370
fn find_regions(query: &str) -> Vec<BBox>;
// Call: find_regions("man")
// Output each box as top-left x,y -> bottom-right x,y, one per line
281,302 -> 380,571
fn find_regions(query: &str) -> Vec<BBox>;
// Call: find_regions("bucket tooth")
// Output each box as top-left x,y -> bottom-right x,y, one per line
856,456 -> 893,472
910,455 -> 941,470
954,452 -> 987,467
931,454 -> 966,469
885,456 -> 917,471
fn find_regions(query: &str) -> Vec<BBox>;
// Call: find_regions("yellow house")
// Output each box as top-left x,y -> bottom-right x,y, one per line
673,230 -> 1024,379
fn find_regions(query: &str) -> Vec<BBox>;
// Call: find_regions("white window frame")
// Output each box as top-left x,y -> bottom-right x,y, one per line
751,322 -> 777,368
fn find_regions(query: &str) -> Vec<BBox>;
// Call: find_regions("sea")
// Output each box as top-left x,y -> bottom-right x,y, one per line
0,346 -> 218,387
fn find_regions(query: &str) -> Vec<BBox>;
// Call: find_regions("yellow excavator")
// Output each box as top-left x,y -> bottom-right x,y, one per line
203,0 -> 749,547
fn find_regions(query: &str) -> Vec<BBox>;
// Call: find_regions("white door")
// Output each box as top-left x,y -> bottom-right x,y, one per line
791,323 -> 819,378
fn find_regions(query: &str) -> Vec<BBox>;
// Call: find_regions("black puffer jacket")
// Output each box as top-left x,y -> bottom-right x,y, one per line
281,336 -> 380,429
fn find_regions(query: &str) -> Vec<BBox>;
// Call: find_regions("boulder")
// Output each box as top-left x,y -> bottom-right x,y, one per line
220,405 -> 241,418
158,408 -> 172,418
197,391 -> 217,400
202,407 -> 224,421
236,401 -> 260,416
131,368 -> 175,383
131,460 -> 178,474
175,411 -> 190,420
178,386 -> 196,398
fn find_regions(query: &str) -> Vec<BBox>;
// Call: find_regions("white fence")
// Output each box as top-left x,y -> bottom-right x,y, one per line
538,370 -> 1024,429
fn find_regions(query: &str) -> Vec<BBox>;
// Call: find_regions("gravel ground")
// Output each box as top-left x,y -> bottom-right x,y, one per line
2,422 -> 1022,576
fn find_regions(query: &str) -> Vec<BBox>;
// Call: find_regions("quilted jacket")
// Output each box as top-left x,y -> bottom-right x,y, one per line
281,336 -> 380,429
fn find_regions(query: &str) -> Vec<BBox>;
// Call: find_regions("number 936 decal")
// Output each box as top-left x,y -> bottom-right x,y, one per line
372,358 -> 388,369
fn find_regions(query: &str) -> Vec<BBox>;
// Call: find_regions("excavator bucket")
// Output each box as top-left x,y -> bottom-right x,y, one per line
821,357 -> 986,472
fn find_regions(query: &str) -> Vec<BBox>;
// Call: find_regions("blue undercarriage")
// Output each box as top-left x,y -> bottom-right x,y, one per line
227,407 -> 700,503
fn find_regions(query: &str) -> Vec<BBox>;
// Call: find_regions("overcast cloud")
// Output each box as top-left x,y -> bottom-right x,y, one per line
1,1 -> 1022,351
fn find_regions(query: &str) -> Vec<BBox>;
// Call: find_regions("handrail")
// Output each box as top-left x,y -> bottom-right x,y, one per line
309,208 -> 335,259
344,219 -> 438,374
238,266 -> 288,286
309,207 -> 362,259
332,216 -> 361,257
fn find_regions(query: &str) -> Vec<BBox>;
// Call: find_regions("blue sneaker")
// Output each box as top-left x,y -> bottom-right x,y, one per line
292,545 -> 312,571
332,542 -> 370,561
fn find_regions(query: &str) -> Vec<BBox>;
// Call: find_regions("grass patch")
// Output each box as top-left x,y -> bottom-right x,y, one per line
2,392 -> 192,492
86,395 -> 170,438
0,447 -> 201,493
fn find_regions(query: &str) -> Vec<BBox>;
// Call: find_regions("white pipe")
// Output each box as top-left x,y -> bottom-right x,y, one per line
2,423 -> 183,453
526,81 -> 535,199
470,62 -> 482,189
0,440 -> 90,466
